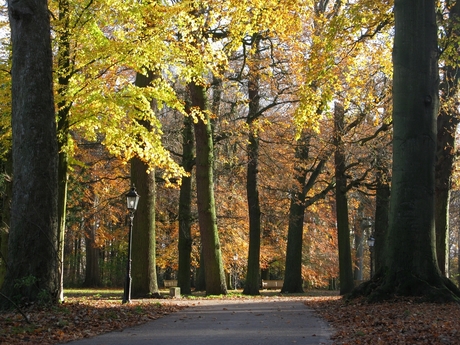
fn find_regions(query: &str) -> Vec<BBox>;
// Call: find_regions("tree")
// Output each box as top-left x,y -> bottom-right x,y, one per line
130,158 -> 159,297
50,0 -> 187,293
281,129 -> 333,293
435,0 -> 460,276
190,82 -> 227,295
357,0 -> 460,301
243,34 -> 262,296
177,113 -> 194,295
130,72 -> 161,298
373,149 -> 391,273
1,0 -> 59,306
333,102 -> 354,295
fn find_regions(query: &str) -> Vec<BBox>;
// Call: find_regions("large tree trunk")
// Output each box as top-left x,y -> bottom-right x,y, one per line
243,35 -> 262,296
334,103 -> 354,295
281,134 -> 310,294
356,0 -> 460,302
130,158 -> 159,297
190,82 -> 227,295
195,248 -> 206,291
1,0 -> 59,306
435,0 -> 460,277
129,71 -> 159,298
243,122 -> 261,295
177,115 -> 194,295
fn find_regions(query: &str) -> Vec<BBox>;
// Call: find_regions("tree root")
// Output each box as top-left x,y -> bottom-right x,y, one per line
349,269 -> 460,304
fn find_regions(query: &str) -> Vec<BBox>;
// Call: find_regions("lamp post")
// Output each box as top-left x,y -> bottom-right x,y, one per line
122,186 -> 140,304
367,236 -> 375,279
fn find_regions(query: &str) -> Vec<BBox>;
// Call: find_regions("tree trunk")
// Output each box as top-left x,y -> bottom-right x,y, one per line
190,82 -> 227,295
1,0 -> 59,306
128,71 -> 160,298
83,224 -> 101,287
177,115 -> 194,295
195,248 -> 206,291
243,127 -> 261,295
334,102 -> 354,295
281,133 -> 311,294
130,158 -> 159,297
435,0 -> 460,277
356,0 -> 460,302
243,35 -> 262,296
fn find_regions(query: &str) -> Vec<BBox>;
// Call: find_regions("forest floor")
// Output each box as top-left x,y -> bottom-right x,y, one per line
0,289 -> 459,344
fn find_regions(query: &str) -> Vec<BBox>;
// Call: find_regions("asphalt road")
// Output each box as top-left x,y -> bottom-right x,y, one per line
63,298 -> 333,345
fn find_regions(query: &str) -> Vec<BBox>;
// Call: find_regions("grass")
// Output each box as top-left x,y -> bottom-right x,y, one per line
64,288 -> 124,299
63,287 -> 339,300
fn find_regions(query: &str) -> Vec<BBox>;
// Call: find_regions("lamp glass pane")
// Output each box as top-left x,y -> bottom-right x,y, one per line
126,188 -> 140,211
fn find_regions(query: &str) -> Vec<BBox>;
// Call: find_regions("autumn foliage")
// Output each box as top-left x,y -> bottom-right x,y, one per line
0,0 -> 459,306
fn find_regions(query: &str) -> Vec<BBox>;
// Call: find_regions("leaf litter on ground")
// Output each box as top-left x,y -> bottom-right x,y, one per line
304,295 -> 460,344
2,290 -> 460,344
0,296 -> 185,344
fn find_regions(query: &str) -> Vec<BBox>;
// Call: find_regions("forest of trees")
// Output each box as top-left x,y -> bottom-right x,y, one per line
1,0 -> 460,305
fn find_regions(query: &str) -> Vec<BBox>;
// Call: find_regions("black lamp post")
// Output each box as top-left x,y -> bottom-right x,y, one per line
367,236 -> 375,279
122,186 -> 140,304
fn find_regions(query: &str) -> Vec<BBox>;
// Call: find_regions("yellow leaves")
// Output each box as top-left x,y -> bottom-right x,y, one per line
291,0 -> 393,135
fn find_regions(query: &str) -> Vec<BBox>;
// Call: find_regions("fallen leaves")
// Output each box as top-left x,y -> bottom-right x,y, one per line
0,297 -> 185,345
3,291 -> 460,345
304,295 -> 460,344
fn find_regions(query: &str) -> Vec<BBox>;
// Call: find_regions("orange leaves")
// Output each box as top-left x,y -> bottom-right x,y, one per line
0,295 -> 184,345
305,296 -> 460,344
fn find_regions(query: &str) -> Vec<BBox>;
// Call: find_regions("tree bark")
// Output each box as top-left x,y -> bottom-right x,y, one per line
130,158 -> 159,297
334,102 -> 354,295
243,35 -> 262,296
281,134 -> 310,293
190,82 -> 227,295
355,0 -> 460,302
130,71 -> 159,298
1,0 -> 59,306
374,161 -> 390,272
177,115 -> 194,295
83,223 -> 101,287
435,0 -> 460,277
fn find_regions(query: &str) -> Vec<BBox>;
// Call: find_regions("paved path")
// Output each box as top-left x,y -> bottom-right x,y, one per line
64,298 -> 333,345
